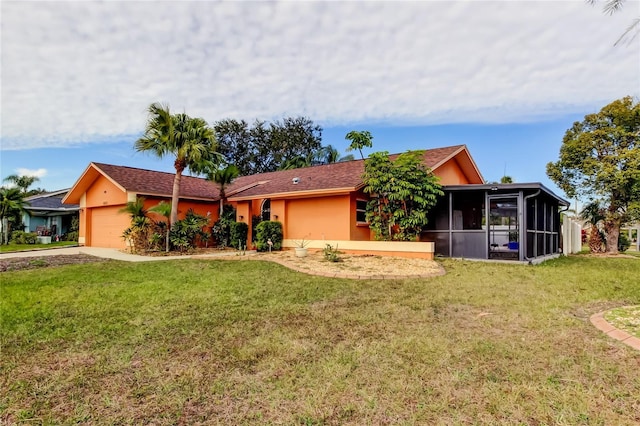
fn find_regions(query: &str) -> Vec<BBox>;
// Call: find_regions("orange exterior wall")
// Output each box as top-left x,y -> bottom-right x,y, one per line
142,197 -> 219,225
284,195 -> 351,241
435,159 -> 470,185
85,175 -> 128,207
79,178 -> 220,248
80,175 -> 128,247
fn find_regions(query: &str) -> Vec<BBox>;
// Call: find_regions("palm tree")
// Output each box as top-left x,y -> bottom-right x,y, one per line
207,164 -> 239,217
581,201 -> 606,253
338,154 -> 356,162
0,186 -> 28,244
149,201 -> 172,252
315,145 -> 340,164
588,0 -> 639,45
119,197 -> 151,253
135,103 -> 220,228
3,174 -> 42,196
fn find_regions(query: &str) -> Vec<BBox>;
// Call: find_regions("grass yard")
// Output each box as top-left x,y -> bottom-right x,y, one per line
1,255 -> 639,424
0,241 -> 77,253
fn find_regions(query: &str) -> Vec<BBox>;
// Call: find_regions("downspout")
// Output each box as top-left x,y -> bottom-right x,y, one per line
523,190 -> 541,264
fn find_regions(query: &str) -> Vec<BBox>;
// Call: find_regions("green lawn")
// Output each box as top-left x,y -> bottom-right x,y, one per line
0,241 -> 77,253
1,256 -> 639,424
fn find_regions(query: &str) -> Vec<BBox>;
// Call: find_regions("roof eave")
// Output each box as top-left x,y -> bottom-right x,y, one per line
229,187 -> 356,202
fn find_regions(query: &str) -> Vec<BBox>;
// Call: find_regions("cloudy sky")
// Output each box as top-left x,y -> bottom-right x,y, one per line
1,0 -> 638,193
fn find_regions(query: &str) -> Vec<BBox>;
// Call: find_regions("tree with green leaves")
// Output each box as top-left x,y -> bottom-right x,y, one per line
547,96 -> 640,254
135,103 -> 220,227
345,130 -> 373,160
214,117 -> 323,175
213,119 -> 255,176
149,201 -> 172,252
362,151 -> 444,241
207,164 -> 239,216
0,186 -> 28,245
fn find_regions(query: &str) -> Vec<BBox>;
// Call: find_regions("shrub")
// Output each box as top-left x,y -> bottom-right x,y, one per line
618,231 -> 630,252
230,221 -> 249,249
169,209 -> 210,252
211,217 -> 232,248
10,231 -> 38,244
64,231 -> 79,242
323,243 -> 342,262
211,205 -> 237,248
255,221 -> 282,252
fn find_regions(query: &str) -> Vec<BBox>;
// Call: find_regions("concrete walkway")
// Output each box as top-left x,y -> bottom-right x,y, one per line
0,246 -> 249,262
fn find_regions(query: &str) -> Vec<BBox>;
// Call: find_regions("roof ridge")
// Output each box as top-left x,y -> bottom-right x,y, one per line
93,162 -> 208,181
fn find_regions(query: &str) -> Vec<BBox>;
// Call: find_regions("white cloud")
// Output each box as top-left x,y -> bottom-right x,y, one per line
15,168 -> 48,178
1,0 -> 638,149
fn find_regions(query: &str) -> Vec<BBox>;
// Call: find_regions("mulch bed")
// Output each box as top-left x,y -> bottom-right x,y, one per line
0,255 -> 108,273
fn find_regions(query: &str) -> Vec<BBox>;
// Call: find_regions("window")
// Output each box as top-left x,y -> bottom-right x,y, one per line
356,199 -> 368,223
261,199 -> 271,221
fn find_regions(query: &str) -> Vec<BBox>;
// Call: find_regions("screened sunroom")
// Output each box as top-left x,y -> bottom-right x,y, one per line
421,183 -> 569,262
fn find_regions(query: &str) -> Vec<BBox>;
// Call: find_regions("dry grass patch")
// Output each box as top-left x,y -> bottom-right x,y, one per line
255,250 -> 444,278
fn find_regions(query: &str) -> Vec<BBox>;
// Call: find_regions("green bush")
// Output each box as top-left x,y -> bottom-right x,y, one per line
618,231 -> 630,252
169,210 -> 211,252
10,231 -> 38,244
211,217 -> 232,248
230,221 -> 249,249
64,231 -> 79,242
255,221 -> 282,252
211,205 -> 237,248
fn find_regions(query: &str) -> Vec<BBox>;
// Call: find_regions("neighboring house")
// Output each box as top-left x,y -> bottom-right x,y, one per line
62,144 -> 568,262
23,189 -> 79,238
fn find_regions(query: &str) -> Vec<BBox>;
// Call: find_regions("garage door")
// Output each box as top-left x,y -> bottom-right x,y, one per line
89,206 -> 130,248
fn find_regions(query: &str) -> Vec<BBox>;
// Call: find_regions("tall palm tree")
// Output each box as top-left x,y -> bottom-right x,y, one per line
3,174 -> 42,196
207,164 -> 239,216
581,201 -> 606,253
149,201 -> 172,252
135,103 -> 220,227
0,187 -> 28,244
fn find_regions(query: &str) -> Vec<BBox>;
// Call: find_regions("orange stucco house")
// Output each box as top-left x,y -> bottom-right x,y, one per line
63,145 -> 483,255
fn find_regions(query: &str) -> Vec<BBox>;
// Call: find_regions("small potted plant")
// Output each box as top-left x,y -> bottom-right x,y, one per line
293,237 -> 310,257
508,231 -> 519,251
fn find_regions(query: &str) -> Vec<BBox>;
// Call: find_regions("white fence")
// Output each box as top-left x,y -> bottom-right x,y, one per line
562,215 -> 582,255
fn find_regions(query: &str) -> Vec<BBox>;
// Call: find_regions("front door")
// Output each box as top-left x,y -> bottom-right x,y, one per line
488,197 -> 519,260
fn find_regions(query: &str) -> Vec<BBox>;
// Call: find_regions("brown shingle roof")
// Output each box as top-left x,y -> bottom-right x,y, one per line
93,163 -> 220,200
89,145 -> 467,201
226,145 -> 465,199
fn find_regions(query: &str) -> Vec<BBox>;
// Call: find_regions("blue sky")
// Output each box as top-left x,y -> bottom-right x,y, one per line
1,1 -> 638,203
